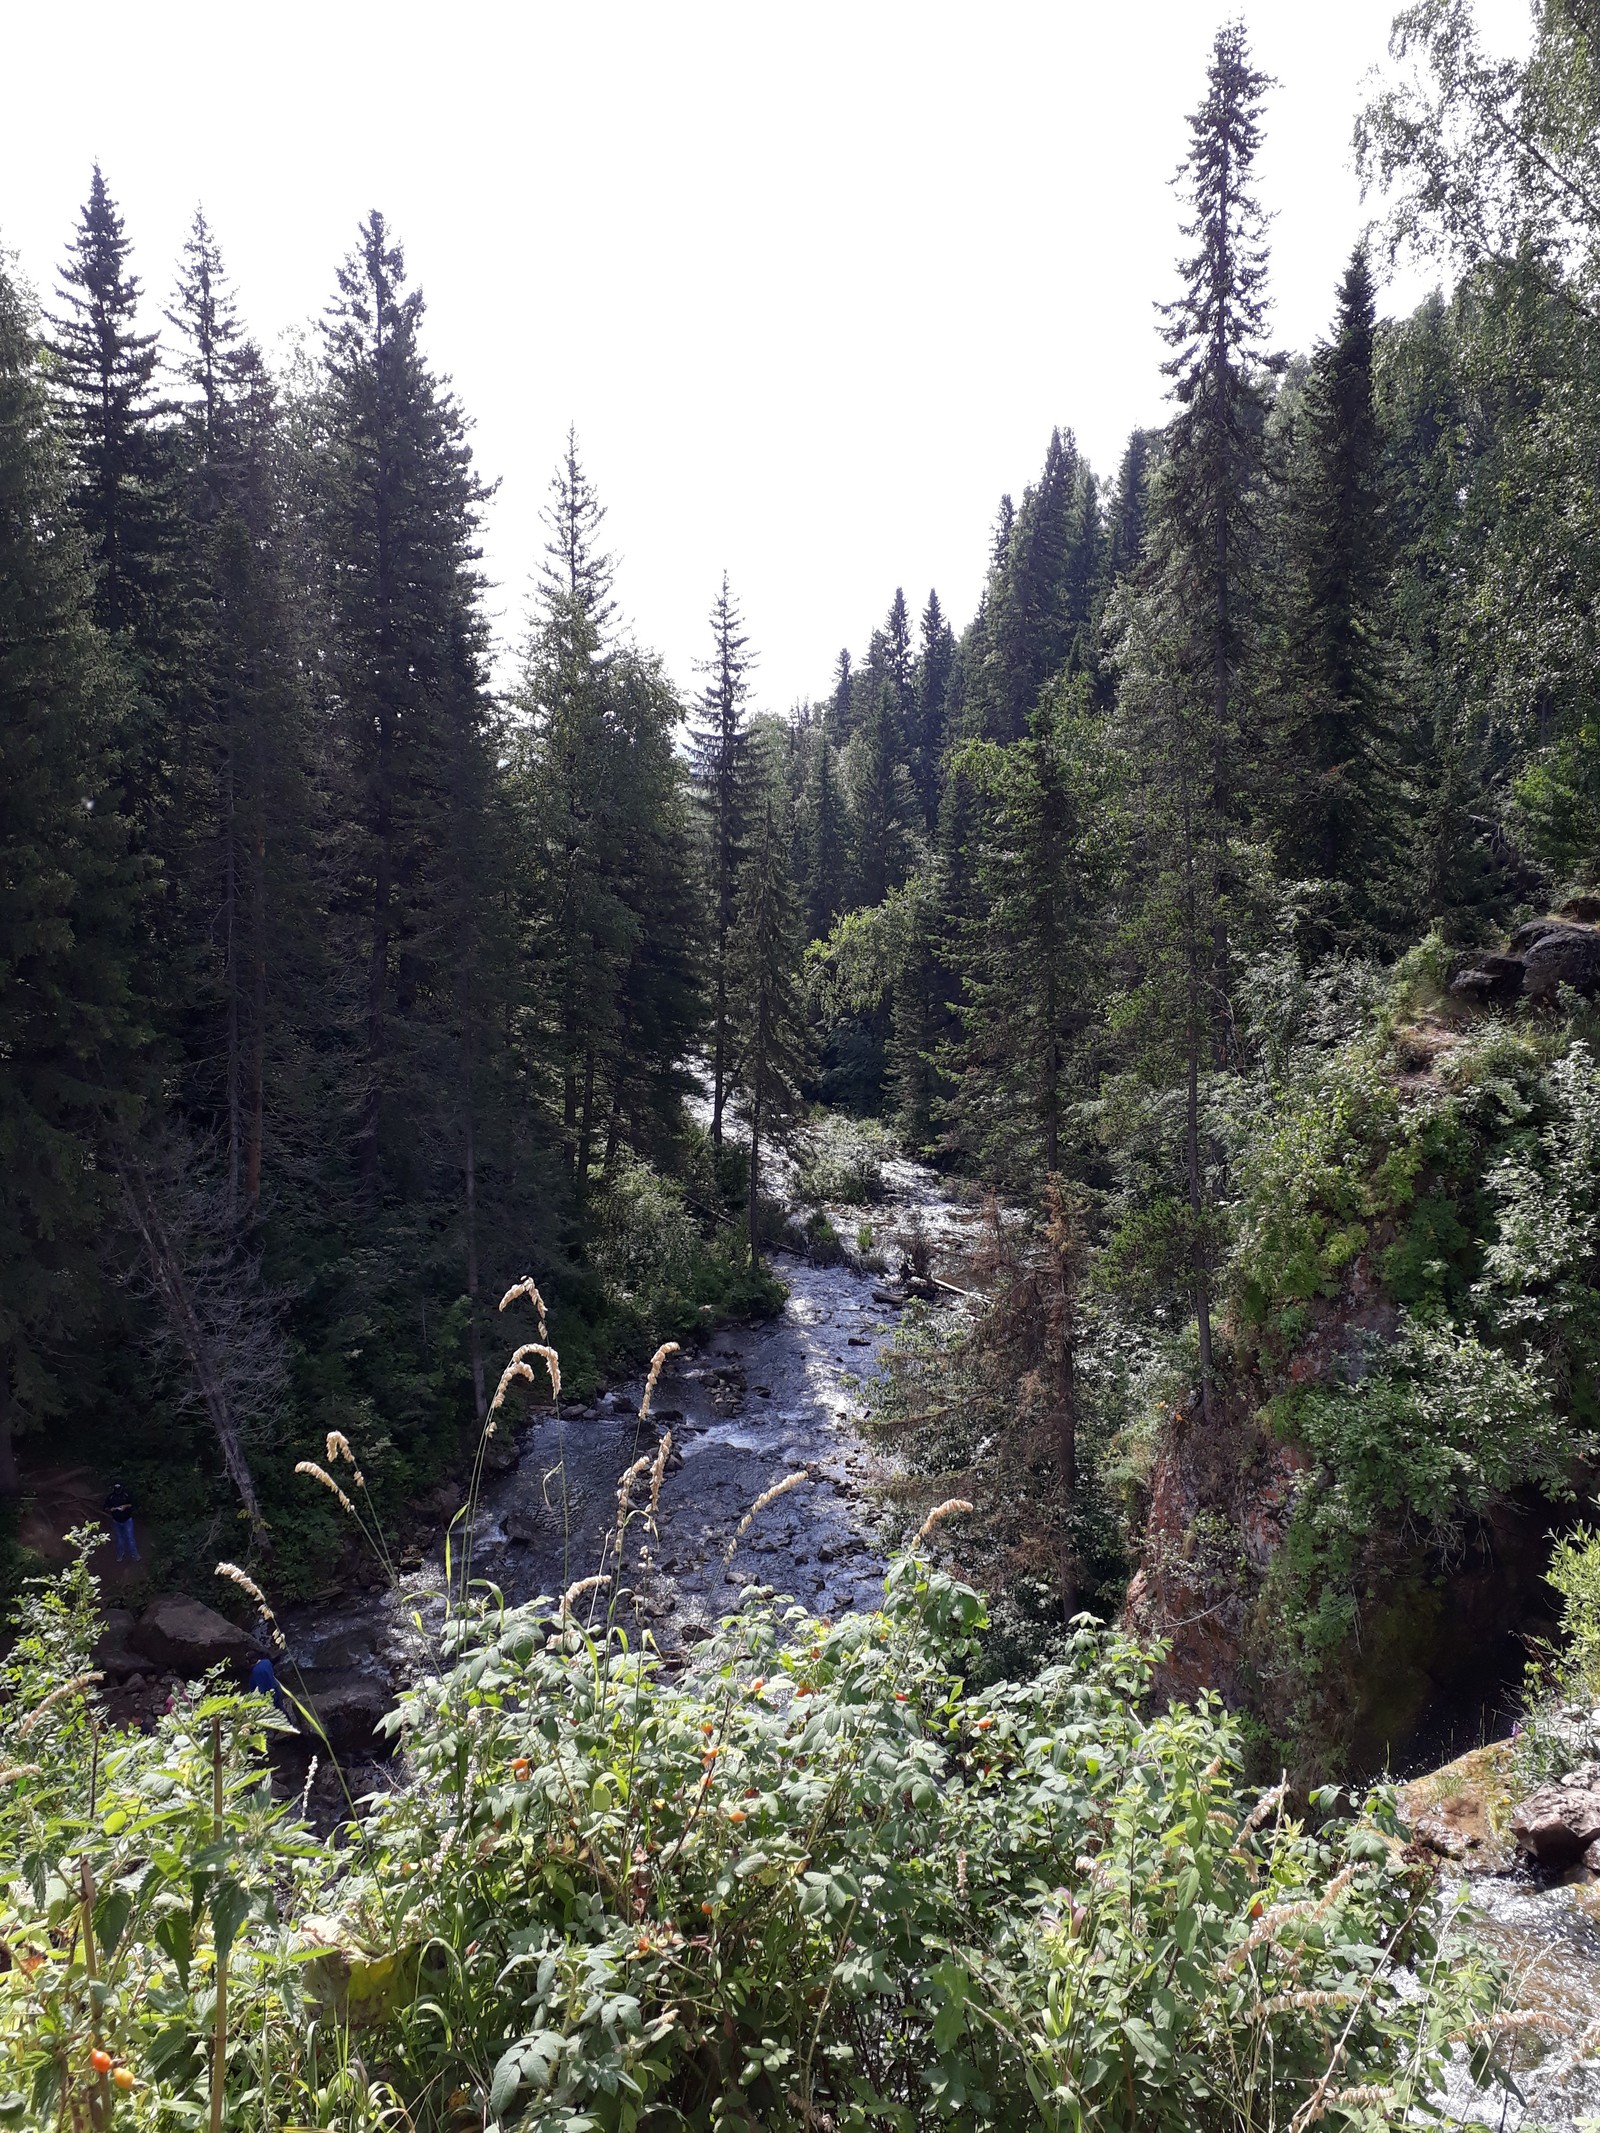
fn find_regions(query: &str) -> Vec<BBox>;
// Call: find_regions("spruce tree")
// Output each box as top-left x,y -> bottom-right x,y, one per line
319,210 -> 496,1265
49,165 -> 187,975
881,588 -> 915,724
826,647 -> 853,740
596,654 -> 705,1174
690,573 -> 755,1155
1276,245 -> 1404,943
729,797 -> 807,1261
801,728 -> 850,939
1115,21 -> 1276,1419
0,263 -> 143,1492
517,433 -> 628,1193
947,683 -> 1114,1190
845,680 -> 916,906
48,165 -> 172,648
168,212 -> 315,1218
1106,430 -> 1158,582
912,589 -> 955,832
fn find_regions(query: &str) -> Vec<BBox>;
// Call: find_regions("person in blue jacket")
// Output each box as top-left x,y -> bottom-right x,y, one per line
247,1652 -> 289,1717
103,1481 -> 138,1562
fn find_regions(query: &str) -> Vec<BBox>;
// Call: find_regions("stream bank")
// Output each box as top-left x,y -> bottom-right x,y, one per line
270,1153 -> 982,1774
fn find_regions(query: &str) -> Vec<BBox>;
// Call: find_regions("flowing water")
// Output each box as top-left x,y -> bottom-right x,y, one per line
278,1155 -> 979,1694
275,1156 -> 1600,2116
1435,1871 -> 1600,2128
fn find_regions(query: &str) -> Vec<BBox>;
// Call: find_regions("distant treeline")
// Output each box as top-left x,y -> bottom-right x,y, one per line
4,5 -> 1599,1588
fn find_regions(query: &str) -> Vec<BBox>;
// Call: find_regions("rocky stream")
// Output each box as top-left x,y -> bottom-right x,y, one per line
87,1150 -> 1600,2124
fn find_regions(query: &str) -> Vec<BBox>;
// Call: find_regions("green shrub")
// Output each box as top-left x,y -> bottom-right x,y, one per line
0,1535 -> 1513,2132
1273,1313 -> 1566,1536
795,1113 -> 896,1206
590,1155 -> 702,1307
1515,1519 -> 1600,1783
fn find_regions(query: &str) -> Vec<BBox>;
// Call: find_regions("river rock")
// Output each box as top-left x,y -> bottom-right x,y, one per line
93,1607 -> 145,1679
132,1595 -> 258,1675
1522,922 -> 1600,1001
1511,1761 -> 1600,1870
1449,953 -> 1526,1008
303,1672 -> 392,1755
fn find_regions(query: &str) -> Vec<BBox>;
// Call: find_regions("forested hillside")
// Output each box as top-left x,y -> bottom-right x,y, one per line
6,0 -> 1600,1766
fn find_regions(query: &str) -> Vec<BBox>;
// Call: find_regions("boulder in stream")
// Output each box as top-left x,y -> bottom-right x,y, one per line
93,1607 -> 144,1679
1511,1760 -> 1600,1872
131,1594 -> 258,1675
301,1672 -> 393,1756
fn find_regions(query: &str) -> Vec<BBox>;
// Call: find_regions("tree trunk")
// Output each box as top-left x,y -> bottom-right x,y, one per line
0,1366 -> 17,1499
1181,776 -> 1215,1424
577,1043 -> 597,1196
114,1143 -> 269,1546
747,1046 -> 764,1265
711,955 -> 728,1158
462,1029 -> 485,1420
245,831 -> 266,1216
361,781 -> 392,1206
223,732 -> 241,1225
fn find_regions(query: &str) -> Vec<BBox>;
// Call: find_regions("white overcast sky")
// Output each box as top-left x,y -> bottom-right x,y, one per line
2,0 -> 1531,711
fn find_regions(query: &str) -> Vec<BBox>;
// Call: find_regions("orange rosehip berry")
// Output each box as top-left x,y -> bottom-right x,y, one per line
728,1809 -> 747,1823
701,1901 -> 714,1914
112,2069 -> 134,2093
90,2050 -> 113,2074
512,1757 -> 531,1779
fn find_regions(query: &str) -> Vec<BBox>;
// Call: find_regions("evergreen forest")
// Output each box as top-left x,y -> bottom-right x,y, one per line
9,5 -> 1600,2125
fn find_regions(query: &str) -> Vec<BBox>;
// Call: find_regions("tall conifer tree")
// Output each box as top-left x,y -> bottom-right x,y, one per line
912,590 -> 955,831
1277,245 -> 1402,941
319,210 -> 495,1262
729,798 -> 806,1261
690,574 -> 755,1155
1115,21 -> 1276,1418
0,264 -> 143,1492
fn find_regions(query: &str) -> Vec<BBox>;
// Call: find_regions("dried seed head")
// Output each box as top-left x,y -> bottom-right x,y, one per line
214,1562 -> 287,1652
295,1461 -> 355,1515
490,1343 -> 561,1416
561,1573 -> 610,1617
0,1764 -> 42,1784
647,1431 -> 673,1519
214,1560 -> 268,1611
1244,1781 -> 1287,1833
615,1454 -> 652,1547
640,1341 -> 680,1420
726,1471 -> 810,1559
914,1498 -> 974,1545
325,1430 -> 357,1467
17,1674 -> 103,1737
498,1277 -> 550,1339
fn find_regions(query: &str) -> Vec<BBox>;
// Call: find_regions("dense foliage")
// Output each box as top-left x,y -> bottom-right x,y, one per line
9,0 -> 1600,1805
0,1536 -> 1511,2131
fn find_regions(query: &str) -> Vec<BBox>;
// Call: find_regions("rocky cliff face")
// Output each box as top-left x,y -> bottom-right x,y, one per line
1122,944 -> 1600,1779
1126,1395 -> 1565,1777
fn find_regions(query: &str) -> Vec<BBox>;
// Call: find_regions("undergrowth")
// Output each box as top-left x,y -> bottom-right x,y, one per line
0,1318 -> 1524,2132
